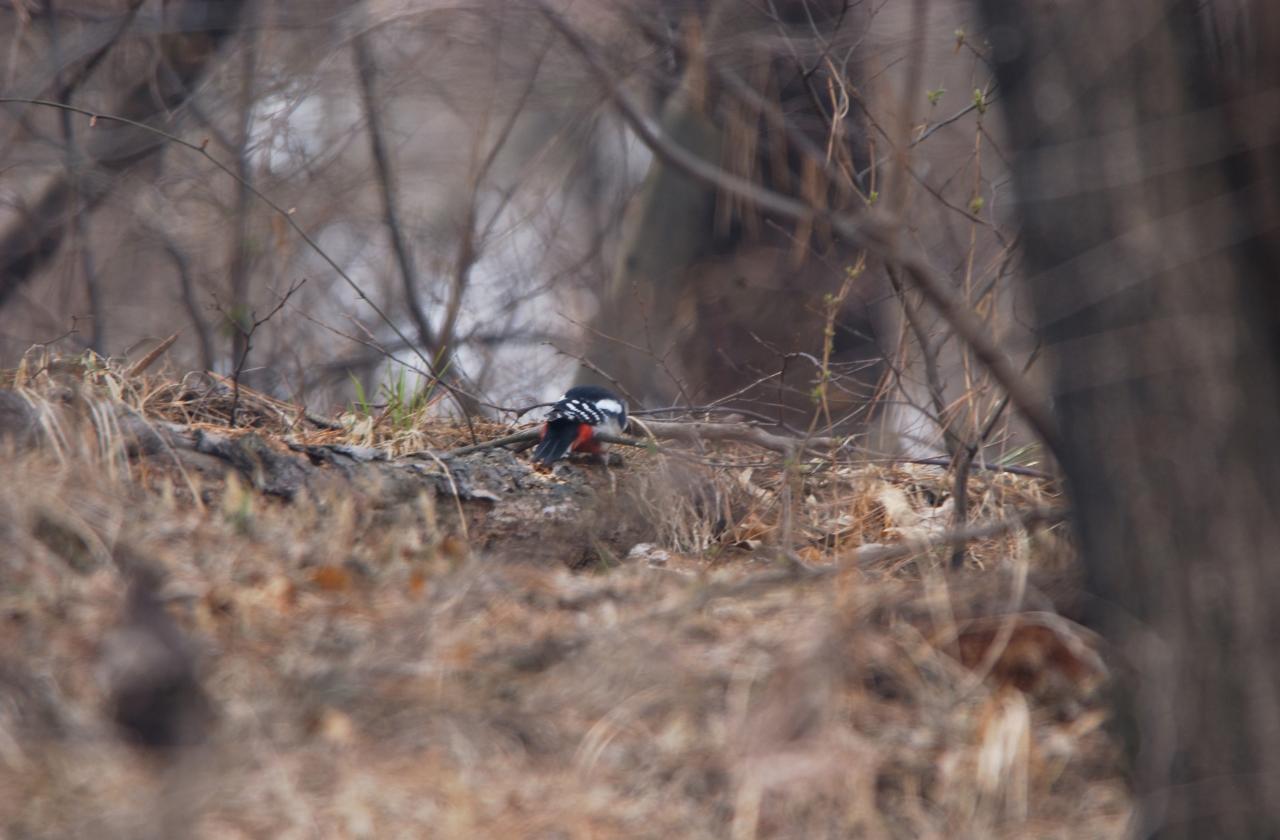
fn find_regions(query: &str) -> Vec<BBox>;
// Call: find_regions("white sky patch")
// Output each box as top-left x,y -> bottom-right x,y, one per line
602,113 -> 653,187
250,91 -> 336,175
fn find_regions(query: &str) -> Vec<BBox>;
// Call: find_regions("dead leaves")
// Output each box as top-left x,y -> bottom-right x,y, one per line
956,613 -> 1107,697
309,565 -> 353,593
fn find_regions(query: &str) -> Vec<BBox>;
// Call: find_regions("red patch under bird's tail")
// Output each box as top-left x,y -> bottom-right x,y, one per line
531,420 -> 582,465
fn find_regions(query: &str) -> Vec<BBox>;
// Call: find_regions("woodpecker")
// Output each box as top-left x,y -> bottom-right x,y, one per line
531,385 -> 627,466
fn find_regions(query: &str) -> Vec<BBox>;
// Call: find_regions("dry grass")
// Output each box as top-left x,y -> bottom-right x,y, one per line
0,352 -> 1129,839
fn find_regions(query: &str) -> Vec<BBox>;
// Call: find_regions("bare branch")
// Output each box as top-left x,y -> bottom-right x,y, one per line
637,418 -> 847,458
155,233 -> 215,372
126,333 -> 179,378
443,416 -> 851,460
444,429 -> 540,457
219,278 -> 307,428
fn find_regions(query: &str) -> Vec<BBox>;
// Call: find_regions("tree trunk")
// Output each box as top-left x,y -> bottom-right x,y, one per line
976,0 -> 1280,835
579,2 -> 885,426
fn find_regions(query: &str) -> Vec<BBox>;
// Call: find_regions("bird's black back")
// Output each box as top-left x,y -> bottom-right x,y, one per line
551,385 -> 626,426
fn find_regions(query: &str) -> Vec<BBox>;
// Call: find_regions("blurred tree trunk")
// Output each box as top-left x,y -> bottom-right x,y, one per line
0,0 -> 247,312
977,0 -> 1280,835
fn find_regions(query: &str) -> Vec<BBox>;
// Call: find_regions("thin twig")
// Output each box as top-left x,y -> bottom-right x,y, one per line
545,343 -> 642,407
220,279 -> 306,428
154,233 -> 215,372
950,344 -> 1042,567
443,417 -> 849,460
854,92 -> 1001,183
637,419 -> 848,457
906,456 -> 1051,481
445,429 -> 539,457
887,264 -> 963,456
631,404 -> 787,426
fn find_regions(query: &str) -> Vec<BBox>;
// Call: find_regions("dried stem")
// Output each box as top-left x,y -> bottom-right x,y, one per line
156,234 -> 216,372
220,278 -> 306,428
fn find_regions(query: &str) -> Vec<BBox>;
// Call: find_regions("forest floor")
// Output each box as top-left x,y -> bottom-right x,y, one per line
0,351 -> 1130,839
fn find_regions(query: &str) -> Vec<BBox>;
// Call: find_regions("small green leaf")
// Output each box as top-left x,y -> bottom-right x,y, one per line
968,195 -> 985,214
927,87 -> 946,106
349,373 -> 371,416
